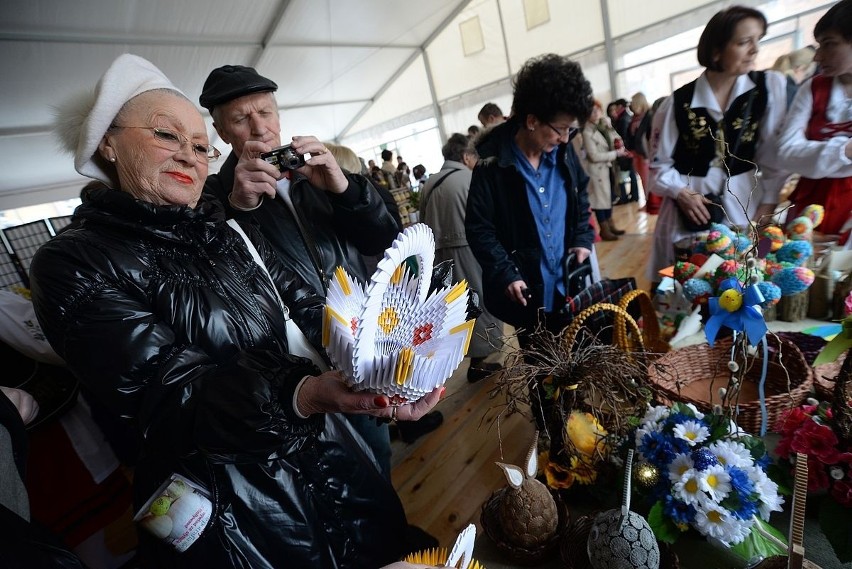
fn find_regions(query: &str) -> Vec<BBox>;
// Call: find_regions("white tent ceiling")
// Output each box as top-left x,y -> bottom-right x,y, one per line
0,0 -> 826,211
0,0 -> 472,209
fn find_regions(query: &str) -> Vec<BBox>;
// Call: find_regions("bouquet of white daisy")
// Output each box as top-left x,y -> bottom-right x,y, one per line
633,402 -> 787,561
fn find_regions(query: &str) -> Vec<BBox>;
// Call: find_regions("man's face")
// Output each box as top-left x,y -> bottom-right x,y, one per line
212,91 -> 281,157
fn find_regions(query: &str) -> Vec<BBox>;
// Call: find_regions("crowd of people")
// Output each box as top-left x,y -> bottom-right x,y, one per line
3,1 -> 850,567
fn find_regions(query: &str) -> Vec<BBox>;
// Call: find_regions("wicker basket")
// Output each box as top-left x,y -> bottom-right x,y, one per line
563,302 -> 645,353
480,488 -> 569,566
617,290 -> 671,357
648,335 -> 813,434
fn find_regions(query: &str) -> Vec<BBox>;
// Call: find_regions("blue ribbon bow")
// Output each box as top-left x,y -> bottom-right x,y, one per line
705,278 -> 767,347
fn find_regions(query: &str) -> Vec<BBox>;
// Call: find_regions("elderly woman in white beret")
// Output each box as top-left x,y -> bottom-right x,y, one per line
30,54 -> 441,569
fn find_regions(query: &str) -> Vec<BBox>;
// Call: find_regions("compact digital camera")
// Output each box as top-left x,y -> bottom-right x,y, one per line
260,145 -> 306,171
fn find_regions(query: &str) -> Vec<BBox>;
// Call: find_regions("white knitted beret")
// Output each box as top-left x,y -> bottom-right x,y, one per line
54,53 -> 184,185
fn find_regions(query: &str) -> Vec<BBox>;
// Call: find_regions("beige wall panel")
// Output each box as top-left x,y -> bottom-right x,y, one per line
427,0 -> 511,101
499,0 -> 605,72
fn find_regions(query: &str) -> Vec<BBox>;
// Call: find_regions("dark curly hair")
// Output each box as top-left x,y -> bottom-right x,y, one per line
697,5 -> 767,72
511,54 -> 593,125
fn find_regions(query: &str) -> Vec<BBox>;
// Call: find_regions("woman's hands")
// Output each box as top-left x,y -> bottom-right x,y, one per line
676,188 -> 712,227
295,370 -> 444,421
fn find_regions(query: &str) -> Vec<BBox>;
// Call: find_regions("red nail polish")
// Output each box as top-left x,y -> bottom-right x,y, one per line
374,396 -> 388,408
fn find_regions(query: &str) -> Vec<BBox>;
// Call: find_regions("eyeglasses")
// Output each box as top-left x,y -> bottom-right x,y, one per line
545,122 -> 580,142
112,126 -> 221,162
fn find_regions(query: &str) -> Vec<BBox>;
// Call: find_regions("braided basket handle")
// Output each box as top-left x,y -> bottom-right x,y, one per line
617,290 -> 661,351
562,302 -> 644,352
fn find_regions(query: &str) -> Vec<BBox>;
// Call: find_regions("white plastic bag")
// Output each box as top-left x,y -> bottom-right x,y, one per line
0,289 -> 64,365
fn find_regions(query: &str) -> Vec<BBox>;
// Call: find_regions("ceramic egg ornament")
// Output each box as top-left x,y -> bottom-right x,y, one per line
587,449 -> 659,569
495,432 -> 559,549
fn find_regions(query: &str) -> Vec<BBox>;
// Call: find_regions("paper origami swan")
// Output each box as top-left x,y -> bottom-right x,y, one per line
323,224 -> 476,403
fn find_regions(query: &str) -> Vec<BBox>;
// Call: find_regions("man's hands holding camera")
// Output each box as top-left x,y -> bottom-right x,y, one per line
229,136 -> 349,211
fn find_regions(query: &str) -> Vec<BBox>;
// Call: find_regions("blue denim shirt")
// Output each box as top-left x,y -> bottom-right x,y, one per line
511,141 -> 567,312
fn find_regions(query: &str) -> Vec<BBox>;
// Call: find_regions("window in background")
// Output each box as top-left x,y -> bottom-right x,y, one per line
0,198 -> 80,231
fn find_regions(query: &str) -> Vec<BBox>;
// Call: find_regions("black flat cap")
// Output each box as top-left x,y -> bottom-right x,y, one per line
199,65 -> 278,111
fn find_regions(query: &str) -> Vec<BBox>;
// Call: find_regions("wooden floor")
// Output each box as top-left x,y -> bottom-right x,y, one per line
390,202 -> 656,545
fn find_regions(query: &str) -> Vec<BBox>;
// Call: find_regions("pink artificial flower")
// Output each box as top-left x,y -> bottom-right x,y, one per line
845,291 -> 852,316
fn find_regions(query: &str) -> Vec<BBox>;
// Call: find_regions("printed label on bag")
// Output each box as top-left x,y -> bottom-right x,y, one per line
133,474 -> 212,552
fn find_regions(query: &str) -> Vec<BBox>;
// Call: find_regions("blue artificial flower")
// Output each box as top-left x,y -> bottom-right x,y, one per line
722,468 -> 759,520
727,467 -> 755,497
640,431 -> 679,467
663,494 -> 696,527
691,447 -> 719,471
756,453 -> 772,471
705,278 -> 767,347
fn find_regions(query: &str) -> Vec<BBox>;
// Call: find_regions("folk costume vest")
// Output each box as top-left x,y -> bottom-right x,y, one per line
672,71 -> 767,178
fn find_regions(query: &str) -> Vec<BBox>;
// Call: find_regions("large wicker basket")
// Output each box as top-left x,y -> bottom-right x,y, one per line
616,290 -> 671,357
648,335 -> 813,434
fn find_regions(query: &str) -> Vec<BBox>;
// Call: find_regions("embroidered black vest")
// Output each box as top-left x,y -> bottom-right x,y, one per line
672,71 -> 767,178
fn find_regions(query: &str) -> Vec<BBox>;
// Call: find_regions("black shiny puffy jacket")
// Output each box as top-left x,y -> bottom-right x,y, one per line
30,188 -> 408,568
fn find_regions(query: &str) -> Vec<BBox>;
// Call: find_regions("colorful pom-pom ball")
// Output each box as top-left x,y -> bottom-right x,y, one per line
710,223 -> 736,239
705,230 -> 733,256
760,225 -> 785,252
771,266 -> 815,295
682,278 -> 714,303
801,204 -> 825,228
733,235 -> 753,253
756,281 -> 782,306
714,260 -> 745,288
674,261 -> 699,284
775,240 -> 813,265
786,216 -> 814,241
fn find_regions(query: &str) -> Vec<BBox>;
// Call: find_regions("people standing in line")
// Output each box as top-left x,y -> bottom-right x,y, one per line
778,0 -> 852,242
610,98 -> 640,204
199,65 -> 442,469
646,5 -> 789,283
771,45 -> 817,108
420,133 -> 505,383
466,54 -> 594,334
32,53 -> 443,569
581,100 -> 630,241
381,148 -> 400,189
477,102 -> 507,128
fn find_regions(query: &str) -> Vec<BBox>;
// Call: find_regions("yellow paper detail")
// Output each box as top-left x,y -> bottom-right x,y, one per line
378,306 -> 399,334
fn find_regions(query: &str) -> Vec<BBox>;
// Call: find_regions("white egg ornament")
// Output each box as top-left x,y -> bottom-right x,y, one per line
587,449 -> 659,569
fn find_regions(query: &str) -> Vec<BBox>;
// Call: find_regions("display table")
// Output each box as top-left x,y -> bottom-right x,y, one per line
471,317 -> 850,568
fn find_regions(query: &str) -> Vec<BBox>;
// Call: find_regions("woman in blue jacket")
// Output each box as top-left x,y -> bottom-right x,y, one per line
465,54 -> 595,333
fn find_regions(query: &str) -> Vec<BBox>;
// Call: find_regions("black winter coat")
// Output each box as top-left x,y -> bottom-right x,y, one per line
29,188 -> 408,568
204,153 -> 401,294
465,120 -> 594,328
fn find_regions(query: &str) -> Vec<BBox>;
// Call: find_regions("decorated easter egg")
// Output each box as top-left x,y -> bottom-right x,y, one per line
760,225 -> 785,252
786,216 -> 814,241
683,278 -> 714,303
756,281 -> 782,306
674,261 -> 699,284
775,240 -> 813,265
706,230 -> 734,257
771,266 -> 815,295
587,509 -> 660,569
801,204 -> 825,228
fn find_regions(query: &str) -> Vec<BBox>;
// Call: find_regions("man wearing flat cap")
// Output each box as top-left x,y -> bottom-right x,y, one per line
200,65 -> 444,475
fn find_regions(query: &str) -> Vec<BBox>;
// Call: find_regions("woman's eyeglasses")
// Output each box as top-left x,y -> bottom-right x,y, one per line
112,126 -> 221,162
545,122 -> 580,142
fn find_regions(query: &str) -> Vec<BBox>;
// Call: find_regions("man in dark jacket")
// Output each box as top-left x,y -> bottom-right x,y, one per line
199,65 -> 442,470
610,98 -> 639,203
